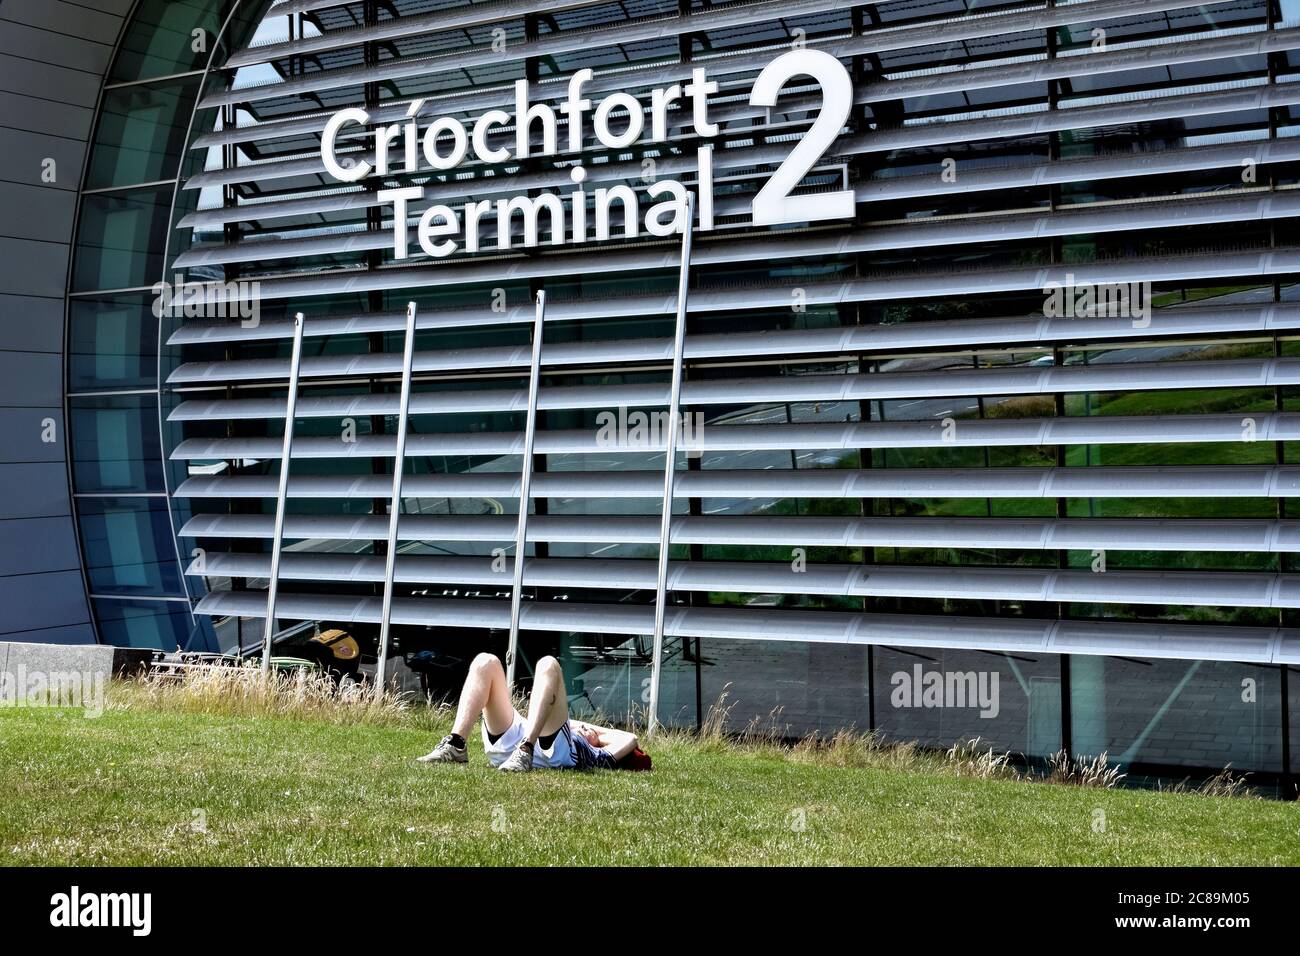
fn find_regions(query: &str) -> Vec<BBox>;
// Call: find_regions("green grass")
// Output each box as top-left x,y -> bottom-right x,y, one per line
1,704 -> 1295,866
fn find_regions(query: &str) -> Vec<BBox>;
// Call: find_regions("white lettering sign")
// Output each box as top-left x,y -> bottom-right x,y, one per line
318,53 -> 856,257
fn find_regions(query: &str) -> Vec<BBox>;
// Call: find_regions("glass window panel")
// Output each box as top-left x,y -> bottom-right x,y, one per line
68,293 -> 158,390
70,394 -> 164,493
73,185 -> 174,292
875,647 -> 1061,758
1289,666 -> 1299,786
545,633 -> 661,727
92,597 -> 191,651
88,78 -> 201,189
109,0 -> 232,83
78,496 -> 183,596
700,639 -> 871,738
1070,656 -> 1283,773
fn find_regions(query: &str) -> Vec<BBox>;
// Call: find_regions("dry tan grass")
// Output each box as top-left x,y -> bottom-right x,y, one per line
697,684 -> 735,740
1159,765 -> 1258,799
739,705 -> 792,745
1196,766 -> 1255,798
686,684 -> 738,754
1043,749 -> 1127,789
791,729 -> 928,772
110,662 -> 449,732
945,737 -> 1020,781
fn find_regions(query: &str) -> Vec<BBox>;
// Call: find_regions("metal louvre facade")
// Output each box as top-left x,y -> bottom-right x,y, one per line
54,0 -> 1300,774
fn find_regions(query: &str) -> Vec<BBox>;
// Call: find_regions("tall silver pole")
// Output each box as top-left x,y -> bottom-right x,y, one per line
646,193 -> 694,736
505,291 -> 546,687
262,312 -> 306,673
374,302 -> 419,695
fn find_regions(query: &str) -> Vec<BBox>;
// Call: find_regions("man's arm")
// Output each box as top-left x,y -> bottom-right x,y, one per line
574,721 -> 639,761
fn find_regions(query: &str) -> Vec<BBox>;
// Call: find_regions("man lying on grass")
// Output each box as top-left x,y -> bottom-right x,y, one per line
418,652 -> 639,772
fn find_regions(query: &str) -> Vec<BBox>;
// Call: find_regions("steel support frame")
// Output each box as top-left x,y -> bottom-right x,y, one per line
647,193 -> 695,735
506,291 -> 547,687
374,302 -> 419,693
261,312 -> 306,672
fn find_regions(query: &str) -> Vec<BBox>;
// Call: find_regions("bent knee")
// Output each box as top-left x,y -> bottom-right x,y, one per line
470,652 -> 501,673
535,654 -> 562,677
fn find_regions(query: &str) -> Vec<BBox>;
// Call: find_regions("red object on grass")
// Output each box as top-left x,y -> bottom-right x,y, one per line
618,747 -> 652,771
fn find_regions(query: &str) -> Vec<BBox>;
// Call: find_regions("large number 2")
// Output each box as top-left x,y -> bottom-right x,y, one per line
748,49 -> 855,227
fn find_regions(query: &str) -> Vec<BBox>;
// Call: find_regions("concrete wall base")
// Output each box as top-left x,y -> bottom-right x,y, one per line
0,640 -> 151,690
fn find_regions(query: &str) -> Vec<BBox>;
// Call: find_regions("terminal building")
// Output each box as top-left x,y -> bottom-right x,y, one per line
2,0 -> 1299,782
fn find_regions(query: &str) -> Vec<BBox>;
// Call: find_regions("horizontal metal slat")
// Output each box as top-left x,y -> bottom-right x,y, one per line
267,0 -> 355,14
868,82 -> 1300,154
855,138 -> 1300,203
185,551 -> 1300,609
167,413 -> 1300,461
164,295 -> 1300,353
173,466 -> 1300,501
176,512 -> 1300,552
166,356 -> 1300,421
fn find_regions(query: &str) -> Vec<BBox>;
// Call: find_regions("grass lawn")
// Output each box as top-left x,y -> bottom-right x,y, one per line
1,702 -> 1295,866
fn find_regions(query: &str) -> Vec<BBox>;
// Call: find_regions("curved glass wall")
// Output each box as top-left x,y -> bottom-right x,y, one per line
66,0 -> 271,651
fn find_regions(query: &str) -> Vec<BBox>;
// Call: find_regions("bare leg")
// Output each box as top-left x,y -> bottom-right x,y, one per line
451,652 -> 517,739
520,655 -> 570,743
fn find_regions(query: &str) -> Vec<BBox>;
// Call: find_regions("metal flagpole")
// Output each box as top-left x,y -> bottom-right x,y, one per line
374,302 -> 419,695
262,312 -> 306,673
646,193 -> 695,736
506,290 -> 546,687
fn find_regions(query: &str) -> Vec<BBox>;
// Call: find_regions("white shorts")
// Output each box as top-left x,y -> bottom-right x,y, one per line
481,711 -> 577,769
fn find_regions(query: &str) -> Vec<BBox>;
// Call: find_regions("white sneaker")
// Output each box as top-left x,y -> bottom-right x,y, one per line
417,734 -> 468,764
497,740 -> 535,772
